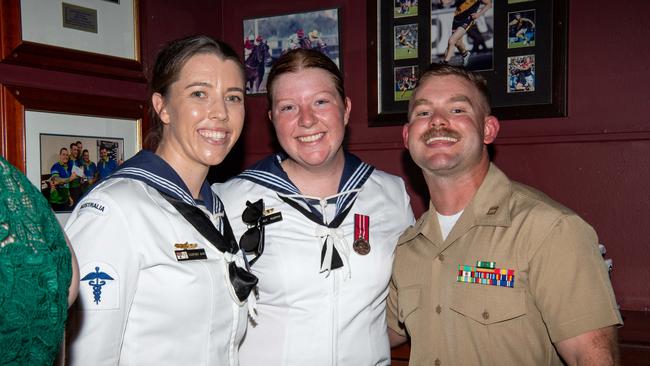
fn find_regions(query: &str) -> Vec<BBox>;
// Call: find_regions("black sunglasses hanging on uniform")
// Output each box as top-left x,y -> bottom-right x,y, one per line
240,199 -> 282,266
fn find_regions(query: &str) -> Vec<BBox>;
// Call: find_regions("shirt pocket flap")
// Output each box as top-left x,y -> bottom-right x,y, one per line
397,285 -> 421,323
450,283 -> 526,325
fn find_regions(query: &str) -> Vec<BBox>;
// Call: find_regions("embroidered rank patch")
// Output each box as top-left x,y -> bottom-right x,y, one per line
79,262 -> 119,310
457,264 -> 515,288
78,199 -> 109,216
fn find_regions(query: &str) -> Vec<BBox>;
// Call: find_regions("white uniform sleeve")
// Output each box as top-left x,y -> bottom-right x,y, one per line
64,190 -> 139,366
398,178 -> 416,228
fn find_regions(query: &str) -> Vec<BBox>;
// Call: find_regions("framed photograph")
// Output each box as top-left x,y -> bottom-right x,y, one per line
507,9 -> 536,48
507,54 -> 535,92
0,0 -> 144,81
242,8 -> 341,94
36,128 -> 128,214
394,65 -> 419,102
394,0 -> 419,19
430,2 -> 494,69
0,84 -> 145,220
394,23 -> 419,60
368,0 -> 568,126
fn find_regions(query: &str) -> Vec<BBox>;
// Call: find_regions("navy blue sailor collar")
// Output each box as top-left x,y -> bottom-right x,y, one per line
107,150 -> 219,214
236,151 -> 375,219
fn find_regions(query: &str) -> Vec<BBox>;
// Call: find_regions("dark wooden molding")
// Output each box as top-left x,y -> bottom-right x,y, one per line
0,0 -> 146,82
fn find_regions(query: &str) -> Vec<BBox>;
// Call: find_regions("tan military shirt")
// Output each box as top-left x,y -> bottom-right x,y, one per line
387,164 -> 622,366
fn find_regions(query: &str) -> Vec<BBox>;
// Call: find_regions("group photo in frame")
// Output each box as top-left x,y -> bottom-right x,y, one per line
242,8 -> 341,94
38,132 -> 125,213
25,111 -> 138,218
0,0 -> 144,81
0,84 -> 144,222
368,0 -> 567,125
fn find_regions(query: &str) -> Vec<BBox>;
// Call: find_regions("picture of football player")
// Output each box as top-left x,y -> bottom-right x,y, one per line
507,55 -> 535,92
394,24 -> 418,60
508,11 -> 536,47
394,65 -> 418,101
394,0 -> 418,18
441,0 -> 492,66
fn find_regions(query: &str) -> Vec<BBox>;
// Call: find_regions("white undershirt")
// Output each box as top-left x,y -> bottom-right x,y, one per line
437,210 -> 463,240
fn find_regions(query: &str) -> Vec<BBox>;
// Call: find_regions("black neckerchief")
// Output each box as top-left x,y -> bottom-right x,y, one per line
162,194 -> 257,302
103,150 -> 256,302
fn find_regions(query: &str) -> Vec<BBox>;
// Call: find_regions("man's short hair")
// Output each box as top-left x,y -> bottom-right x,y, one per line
59,147 -> 68,154
414,63 -> 492,115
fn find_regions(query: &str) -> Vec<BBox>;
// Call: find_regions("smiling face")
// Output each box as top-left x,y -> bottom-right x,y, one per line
153,53 -> 245,177
59,148 -> 69,164
70,145 -> 79,159
403,74 -> 499,178
269,67 -> 350,173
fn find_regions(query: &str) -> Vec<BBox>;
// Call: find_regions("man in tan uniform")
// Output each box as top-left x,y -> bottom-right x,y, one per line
388,63 -> 622,365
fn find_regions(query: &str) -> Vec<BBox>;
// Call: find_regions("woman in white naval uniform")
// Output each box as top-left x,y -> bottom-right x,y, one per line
213,49 -> 415,366
64,35 -> 256,366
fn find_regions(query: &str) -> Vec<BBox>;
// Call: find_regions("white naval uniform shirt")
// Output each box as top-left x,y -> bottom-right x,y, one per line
213,155 -> 415,366
65,177 -> 248,366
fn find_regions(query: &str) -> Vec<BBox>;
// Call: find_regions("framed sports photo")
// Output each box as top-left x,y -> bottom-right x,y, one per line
0,0 -> 144,81
0,84 -> 145,221
242,7 -> 341,95
394,23 -> 419,60
368,0 -> 568,126
394,0 -> 419,18
36,132 -> 126,214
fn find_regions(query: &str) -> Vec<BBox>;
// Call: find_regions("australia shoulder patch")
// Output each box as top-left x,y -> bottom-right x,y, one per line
79,261 -> 120,310
78,199 -> 109,216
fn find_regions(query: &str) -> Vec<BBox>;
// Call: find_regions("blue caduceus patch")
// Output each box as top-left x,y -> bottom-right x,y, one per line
81,266 -> 114,304
79,262 -> 120,310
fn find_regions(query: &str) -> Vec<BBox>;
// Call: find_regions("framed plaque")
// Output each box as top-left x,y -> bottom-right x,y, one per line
0,0 -> 144,81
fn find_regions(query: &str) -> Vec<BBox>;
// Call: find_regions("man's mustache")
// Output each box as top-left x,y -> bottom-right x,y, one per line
421,127 -> 460,143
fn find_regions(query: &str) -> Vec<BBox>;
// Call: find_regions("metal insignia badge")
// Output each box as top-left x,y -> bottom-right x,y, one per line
353,238 -> 371,255
353,213 -> 370,255
174,242 -> 198,249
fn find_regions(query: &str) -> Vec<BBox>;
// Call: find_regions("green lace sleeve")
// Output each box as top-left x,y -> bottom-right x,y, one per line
0,157 -> 72,366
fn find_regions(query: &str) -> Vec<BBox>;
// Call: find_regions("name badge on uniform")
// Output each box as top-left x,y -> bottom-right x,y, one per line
175,248 -> 207,261
457,261 -> 515,288
353,213 -> 370,255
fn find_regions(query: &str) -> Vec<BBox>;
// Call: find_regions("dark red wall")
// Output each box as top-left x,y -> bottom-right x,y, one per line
1,0 -> 648,311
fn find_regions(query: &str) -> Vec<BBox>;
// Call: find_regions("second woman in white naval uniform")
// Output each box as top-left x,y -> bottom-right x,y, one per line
214,49 -> 415,366
65,35 -> 256,366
